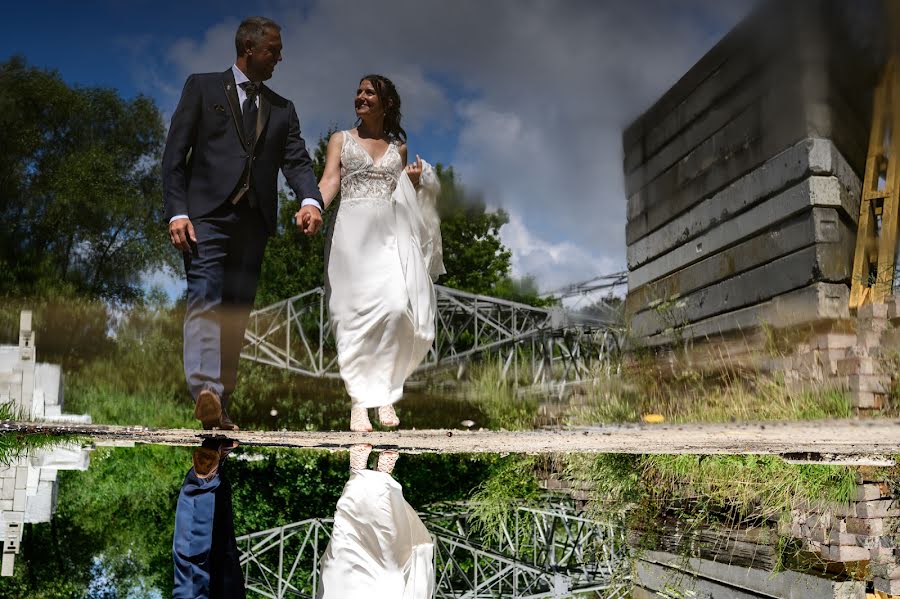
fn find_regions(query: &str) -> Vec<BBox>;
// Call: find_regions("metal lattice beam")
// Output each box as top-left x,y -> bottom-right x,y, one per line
241,283 -> 624,386
236,501 -> 631,599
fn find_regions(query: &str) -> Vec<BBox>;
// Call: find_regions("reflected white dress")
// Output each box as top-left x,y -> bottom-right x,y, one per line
317,469 -> 435,599
325,131 -> 440,408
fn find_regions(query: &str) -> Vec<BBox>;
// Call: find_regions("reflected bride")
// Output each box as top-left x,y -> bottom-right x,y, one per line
317,444 -> 435,599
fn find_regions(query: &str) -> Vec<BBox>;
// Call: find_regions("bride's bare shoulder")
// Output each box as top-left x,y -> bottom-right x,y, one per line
329,130 -> 349,146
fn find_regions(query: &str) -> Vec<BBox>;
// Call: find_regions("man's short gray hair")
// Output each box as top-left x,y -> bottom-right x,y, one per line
235,17 -> 281,55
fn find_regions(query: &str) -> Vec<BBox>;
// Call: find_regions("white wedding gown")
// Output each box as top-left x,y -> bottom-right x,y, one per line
316,469 -> 435,599
325,131 -> 440,408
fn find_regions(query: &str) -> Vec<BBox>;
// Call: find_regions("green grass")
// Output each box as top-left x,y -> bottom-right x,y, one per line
567,453 -> 857,518
0,402 -> 84,465
467,455 -> 541,545
464,359 -> 539,430
638,454 -> 857,517
563,451 -> 858,567
566,361 -> 854,426
66,382 -> 196,429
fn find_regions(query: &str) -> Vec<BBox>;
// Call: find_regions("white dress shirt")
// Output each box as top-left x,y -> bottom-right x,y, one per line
169,64 -> 321,223
231,63 -> 258,110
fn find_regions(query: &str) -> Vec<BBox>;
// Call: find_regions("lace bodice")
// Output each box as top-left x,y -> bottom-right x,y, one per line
340,131 -> 404,203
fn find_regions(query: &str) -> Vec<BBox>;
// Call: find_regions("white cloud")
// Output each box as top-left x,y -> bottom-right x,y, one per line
147,0 -> 757,293
501,210 -> 619,293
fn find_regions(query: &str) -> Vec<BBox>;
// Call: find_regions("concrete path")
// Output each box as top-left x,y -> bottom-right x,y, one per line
3,419 -> 899,464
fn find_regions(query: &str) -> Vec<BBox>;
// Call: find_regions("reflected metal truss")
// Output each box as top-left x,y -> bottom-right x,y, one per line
236,501 -> 631,599
238,517 -> 332,598
241,284 -> 624,386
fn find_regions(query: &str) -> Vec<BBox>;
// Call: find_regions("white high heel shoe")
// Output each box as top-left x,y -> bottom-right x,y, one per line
377,404 -> 400,428
350,407 -> 373,432
376,450 -> 399,474
349,444 -> 372,471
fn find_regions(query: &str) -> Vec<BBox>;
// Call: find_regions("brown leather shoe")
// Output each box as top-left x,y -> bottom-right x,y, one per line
192,440 -> 239,479
219,407 -> 239,431
192,447 -> 220,479
193,389 -> 239,430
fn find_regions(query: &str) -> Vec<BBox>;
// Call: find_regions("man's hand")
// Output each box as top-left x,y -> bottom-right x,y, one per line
294,205 -> 323,235
168,217 -> 196,252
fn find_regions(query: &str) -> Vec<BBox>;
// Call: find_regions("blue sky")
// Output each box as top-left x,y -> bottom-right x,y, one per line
2,0 -> 756,305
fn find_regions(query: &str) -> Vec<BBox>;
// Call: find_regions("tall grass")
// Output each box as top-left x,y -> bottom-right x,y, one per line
566,341 -> 856,426
563,451 -> 858,567
0,403 -> 82,466
468,455 -> 541,545
464,358 -> 538,430
568,374 -> 853,425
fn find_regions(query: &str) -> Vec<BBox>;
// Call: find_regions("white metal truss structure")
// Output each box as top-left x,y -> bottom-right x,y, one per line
241,283 -> 625,385
236,501 -> 631,599
238,517 -> 332,598
423,502 -> 630,598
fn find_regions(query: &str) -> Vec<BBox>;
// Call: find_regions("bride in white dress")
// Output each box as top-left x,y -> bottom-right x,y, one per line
312,74 -> 443,432
316,445 -> 434,599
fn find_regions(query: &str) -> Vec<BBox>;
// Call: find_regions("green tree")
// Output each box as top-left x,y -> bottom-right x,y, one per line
492,275 -> 557,308
580,294 -> 624,322
255,130 -> 335,306
435,165 -> 512,295
0,56 -> 170,303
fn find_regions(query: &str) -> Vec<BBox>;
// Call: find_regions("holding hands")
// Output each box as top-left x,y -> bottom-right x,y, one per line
294,204 -> 323,235
405,154 -> 423,188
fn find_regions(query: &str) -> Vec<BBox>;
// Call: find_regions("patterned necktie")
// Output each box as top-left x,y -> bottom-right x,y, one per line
241,82 -> 260,144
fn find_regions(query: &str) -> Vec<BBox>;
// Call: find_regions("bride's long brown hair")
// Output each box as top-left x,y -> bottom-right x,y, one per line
358,74 -> 407,144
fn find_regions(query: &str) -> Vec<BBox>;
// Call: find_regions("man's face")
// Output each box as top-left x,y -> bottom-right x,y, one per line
247,28 -> 283,81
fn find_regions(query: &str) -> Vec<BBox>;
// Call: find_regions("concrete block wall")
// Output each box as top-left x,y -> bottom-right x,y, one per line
0,311 -> 92,575
634,549 -> 865,598
758,293 -> 900,413
0,447 -> 91,576
785,472 -> 900,597
623,0 -> 884,346
540,461 -> 900,595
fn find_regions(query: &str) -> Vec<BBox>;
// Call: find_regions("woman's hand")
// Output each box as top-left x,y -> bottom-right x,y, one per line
404,154 -> 423,188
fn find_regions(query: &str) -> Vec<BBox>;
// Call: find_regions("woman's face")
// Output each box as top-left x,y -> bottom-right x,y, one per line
355,79 -> 384,119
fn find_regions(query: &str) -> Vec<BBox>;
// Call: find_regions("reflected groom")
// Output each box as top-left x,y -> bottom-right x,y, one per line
163,17 -> 323,429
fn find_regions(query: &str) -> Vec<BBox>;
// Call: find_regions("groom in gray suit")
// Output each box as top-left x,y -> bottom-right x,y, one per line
163,17 -> 323,430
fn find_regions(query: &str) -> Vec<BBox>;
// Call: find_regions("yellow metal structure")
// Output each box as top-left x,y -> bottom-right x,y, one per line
849,58 -> 900,309
849,4 -> 900,310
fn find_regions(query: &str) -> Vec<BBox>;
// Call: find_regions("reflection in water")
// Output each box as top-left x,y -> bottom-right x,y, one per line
0,444 -> 90,576
173,440 -> 243,599
317,445 -> 434,598
173,443 -> 435,599
0,440 -> 896,598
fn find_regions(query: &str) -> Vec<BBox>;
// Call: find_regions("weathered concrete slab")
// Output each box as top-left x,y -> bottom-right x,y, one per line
626,6 -> 874,178
631,238 -> 854,338
621,0 -> 801,152
625,208 -> 851,317
3,419 -> 899,462
807,71 -> 871,176
623,37 -> 824,200
636,561 -> 768,599
637,550 -> 865,599
643,282 -> 849,347
624,51 -> 770,191
624,2 -> 877,246
629,176 -> 856,290
627,138 -> 860,270
626,82 -> 809,245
